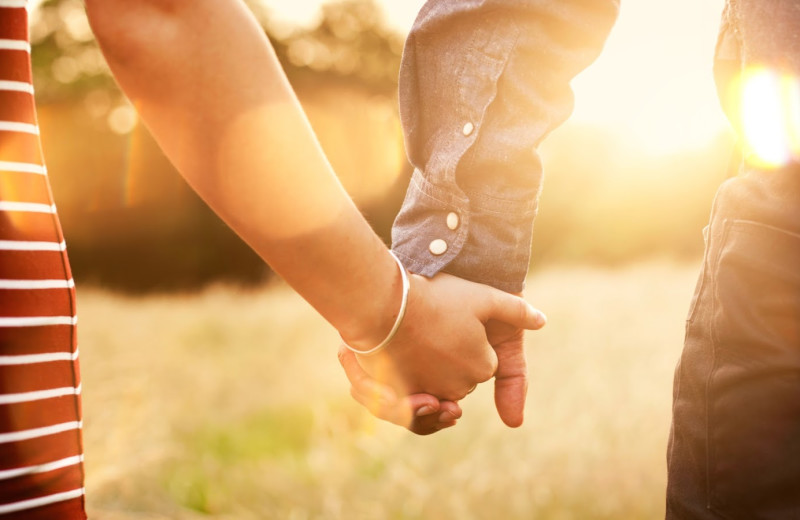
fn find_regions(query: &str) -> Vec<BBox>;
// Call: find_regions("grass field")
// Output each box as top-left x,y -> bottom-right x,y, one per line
76,261 -> 700,519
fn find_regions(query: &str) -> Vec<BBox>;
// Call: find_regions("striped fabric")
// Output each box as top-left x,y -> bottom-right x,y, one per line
0,1 -> 86,518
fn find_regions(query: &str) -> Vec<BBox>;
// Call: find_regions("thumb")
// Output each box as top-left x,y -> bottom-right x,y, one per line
483,290 -> 546,331
492,331 -> 529,427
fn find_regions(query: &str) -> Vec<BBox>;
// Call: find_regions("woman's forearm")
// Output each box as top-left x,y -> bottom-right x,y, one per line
84,0 -> 401,346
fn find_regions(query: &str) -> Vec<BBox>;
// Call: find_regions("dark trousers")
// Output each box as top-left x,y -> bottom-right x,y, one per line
666,167 -> 800,518
666,1 -> 800,517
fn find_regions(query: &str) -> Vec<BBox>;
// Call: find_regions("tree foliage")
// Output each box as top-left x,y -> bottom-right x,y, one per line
29,0 -> 407,292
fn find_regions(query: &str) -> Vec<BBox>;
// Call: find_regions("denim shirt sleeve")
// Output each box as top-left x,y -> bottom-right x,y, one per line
391,0 -> 619,293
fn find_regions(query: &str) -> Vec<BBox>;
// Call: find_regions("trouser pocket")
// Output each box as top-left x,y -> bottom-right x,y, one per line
707,219 -> 800,518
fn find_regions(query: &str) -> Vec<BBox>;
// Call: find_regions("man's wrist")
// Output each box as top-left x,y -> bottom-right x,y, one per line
390,169 -> 537,294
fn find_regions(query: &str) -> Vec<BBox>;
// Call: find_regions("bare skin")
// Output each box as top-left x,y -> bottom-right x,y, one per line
84,0 -> 546,424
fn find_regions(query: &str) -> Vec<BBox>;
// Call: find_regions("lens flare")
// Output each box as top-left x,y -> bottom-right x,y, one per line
739,68 -> 800,169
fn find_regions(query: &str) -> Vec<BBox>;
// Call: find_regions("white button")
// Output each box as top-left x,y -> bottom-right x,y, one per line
429,239 -> 448,256
446,212 -> 459,230
462,122 -> 474,136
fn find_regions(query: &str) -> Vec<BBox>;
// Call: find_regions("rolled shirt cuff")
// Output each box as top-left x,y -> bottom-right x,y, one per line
391,169 -> 537,293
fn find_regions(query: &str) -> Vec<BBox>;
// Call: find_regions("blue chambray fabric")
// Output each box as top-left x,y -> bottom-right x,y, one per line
391,0 -> 619,292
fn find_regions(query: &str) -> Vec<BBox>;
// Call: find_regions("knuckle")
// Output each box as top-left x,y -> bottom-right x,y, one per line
476,365 -> 495,383
514,297 -> 529,325
488,289 -> 503,313
468,361 -> 495,385
450,389 -> 469,401
441,386 -> 467,402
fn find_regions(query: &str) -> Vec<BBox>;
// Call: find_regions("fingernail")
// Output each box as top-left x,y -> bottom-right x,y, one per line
439,411 -> 457,422
416,405 -> 435,417
534,310 -> 547,327
436,420 -> 457,431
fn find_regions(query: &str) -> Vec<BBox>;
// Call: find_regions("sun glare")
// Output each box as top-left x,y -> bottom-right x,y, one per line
570,0 -> 728,156
739,68 -> 800,169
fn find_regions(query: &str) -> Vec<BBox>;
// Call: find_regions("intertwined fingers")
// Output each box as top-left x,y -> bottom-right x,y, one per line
337,345 -> 462,435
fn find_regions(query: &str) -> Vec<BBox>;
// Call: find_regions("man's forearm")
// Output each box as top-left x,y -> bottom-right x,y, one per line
392,0 -> 619,292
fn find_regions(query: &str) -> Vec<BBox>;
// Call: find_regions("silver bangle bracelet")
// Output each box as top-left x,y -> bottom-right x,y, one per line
341,250 -> 410,356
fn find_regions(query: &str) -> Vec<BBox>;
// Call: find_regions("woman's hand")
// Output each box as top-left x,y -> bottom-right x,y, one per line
338,346 -> 463,435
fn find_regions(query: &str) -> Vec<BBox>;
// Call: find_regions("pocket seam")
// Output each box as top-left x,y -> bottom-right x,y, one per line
705,218 -> 731,512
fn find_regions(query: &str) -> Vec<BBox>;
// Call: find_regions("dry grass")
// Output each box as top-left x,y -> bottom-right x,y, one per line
77,261 -> 699,519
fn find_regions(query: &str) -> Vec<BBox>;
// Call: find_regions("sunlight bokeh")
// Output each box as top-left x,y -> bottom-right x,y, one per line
260,0 -> 425,34
738,68 -> 800,168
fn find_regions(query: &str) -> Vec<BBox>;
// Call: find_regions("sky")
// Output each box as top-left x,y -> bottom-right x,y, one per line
260,0 -> 730,155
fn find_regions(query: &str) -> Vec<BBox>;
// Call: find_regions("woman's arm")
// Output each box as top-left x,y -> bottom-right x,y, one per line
84,0 -> 400,346
83,0 -> 545,406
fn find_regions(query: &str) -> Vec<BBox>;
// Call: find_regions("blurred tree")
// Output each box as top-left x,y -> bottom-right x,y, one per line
30,0 -> 115,102
30,0 -> 402,105
253,0 -> 403,93
28,0 -> 407,292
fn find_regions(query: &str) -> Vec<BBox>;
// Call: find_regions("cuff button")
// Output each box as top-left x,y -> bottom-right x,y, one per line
446,212 -> 459,230
429,239 -> 448,256
462,122 -> 474,136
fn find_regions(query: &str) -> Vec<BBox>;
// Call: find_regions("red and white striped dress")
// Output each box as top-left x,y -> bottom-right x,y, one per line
0,0 -> 86,518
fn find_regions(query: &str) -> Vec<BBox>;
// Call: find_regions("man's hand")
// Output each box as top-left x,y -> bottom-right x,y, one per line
485,318 -> 530,427
338,272 -> 545,432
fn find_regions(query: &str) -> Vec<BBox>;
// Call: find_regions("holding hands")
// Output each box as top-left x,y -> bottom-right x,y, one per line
339,266 -> 545,435
85,0 -> 546,439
